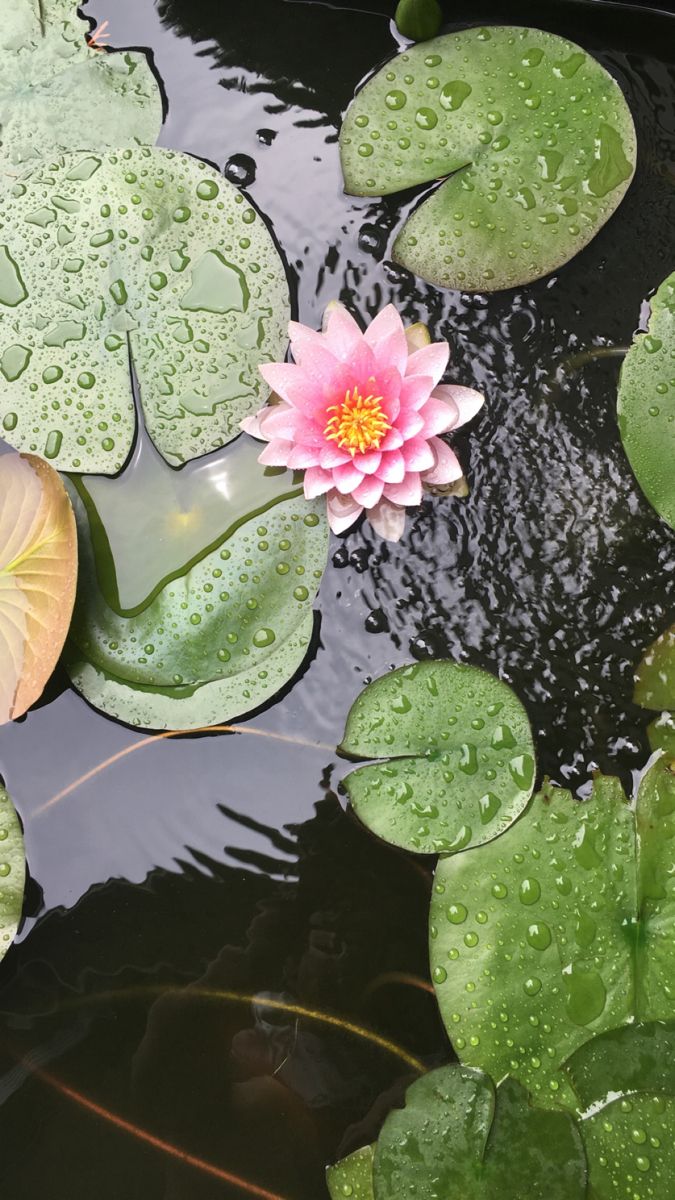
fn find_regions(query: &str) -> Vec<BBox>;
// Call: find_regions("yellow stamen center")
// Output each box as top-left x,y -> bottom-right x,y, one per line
324,387 -> 391,456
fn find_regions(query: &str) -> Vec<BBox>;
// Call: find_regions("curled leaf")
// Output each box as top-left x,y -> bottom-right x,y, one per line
0,451 -> 77,722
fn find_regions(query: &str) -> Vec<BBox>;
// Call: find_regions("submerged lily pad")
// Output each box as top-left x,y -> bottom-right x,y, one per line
0,147 -> 290,471
340,661 -> 535,854
0,782 -> 25,964
618,272 -> 675,530
327,1146 -> 375,1200
372,1065 -> 586,1200
340,26 -> 636,290
635,624 -> 675,754
430,757 -> 675,1108
64,438 -> 328,730
0,0 -> 162,172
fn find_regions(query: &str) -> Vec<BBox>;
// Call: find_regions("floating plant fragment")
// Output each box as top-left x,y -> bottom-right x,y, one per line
340,26 -> 636,290
635,623 -> 675,754
0,781 -> 26,963
395,0 -> 442,43
429,757 -> 675,1109
618,271 -> 675,530
0,0 -> 162,172
64,438 -> 328,730
371,1065 -> 586,1200
339,661 -> 535,854
326,1146 -> 375,1200
0,147 -> 290,472
0,449 -> 77,723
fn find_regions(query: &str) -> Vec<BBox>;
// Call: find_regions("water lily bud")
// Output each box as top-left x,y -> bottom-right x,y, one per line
395,0 -> 443,42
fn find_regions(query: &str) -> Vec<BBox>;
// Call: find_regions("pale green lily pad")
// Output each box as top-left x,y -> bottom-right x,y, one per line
340,661 -> 535,854
327,1146 -> 375,1200
0,147 -> 290,471
372,1065 -> 586,1200
618,272 -> 675,530
64,438 -> 328,730
0,782 -> 25,963
635,624 -> 675,754
0,0 -> 162,173
565,1021 -> 675,1110
583,1093 -> 675,1200
340,26 -> 636,290
429,757 -> 675,1109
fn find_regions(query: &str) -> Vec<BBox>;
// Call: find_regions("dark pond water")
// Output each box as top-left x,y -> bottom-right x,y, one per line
1,0 -> 675,1195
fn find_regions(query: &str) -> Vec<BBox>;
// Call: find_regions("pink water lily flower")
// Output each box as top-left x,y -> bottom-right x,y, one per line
241,303 -> 484,541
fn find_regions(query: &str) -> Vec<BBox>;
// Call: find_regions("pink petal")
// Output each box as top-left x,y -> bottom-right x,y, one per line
399,374 -> 434,411
367,498 -> 407,542
402,437 -> 435,471
377,449 -> 406,483
363,305 -> 406,350
352,449 -> 382,475
259,405 -> 304,439
353,475 -> 385,507
304,466 -> 334,498
333,461 -> 365,494
384,473 -> 422,506
422,437 -> 463,485
241,411 -> 267,440
323,304 -> 364,361
364,306 -> 408,375
380,427 -> 404,451
395,408 -> 425,440
434,384 -> 485,427
258,362 -> 305,406
288,320 -> 324,362
406,342 -> 450,387
326,490 -> 363,534
286,444 -> 322,469
258,438 -> 293,467
419,395 -> 460,438
319,443 -> 352,469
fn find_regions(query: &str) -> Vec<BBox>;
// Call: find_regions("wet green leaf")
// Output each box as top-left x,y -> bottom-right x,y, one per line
582,1093 -> 675,1200
340,661 -> 535,855
64,438 -> 328,731
635,624 -> 675,754
618,272 -> 675,530
565,1021 -> 675,1110
0,782 -> 25,963
0,0 -> 162,172
327,1146 -> 375,1200
429,758 -> 675,1109
373,1065 -> 586,1200
395,0 -> 442,43
0,147 -> 290,471
340,26 -> 636,290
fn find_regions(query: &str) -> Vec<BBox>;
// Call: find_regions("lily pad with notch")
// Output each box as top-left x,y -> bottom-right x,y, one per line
0,0 -> 162,172
634,623 -> 675,754
339,661 -> 536,855
64,436 -> 328,730
340,25 -> 636,291
0,146 -> 290,472
618,271 -> 675,531
429,757 -> 675,1109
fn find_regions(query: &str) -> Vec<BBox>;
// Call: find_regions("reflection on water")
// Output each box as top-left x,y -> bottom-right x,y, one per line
0,0 -> 674,1194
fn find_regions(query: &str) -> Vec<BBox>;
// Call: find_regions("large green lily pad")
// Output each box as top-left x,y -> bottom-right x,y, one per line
340,661 -> 535,854
372,1065 -> 586,1200
0,146 -> 290,472
64,438 -> 328,730
327,1146 -> 375,1200
565,1021 -> 675,1110
583,1093 -> 675,1200
635,624 -> 675,754
340,26 -> 636,290
618,272 -> 675,531
0,782 -> 25,964
429,758 -> 675,1108
0,0 -> 162,172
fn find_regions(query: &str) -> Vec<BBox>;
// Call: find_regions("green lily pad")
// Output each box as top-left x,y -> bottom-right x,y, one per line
327,1146 -> 375,1200
618,272 -> 675,530
429,757 -> 675,1108
635,624 -> 675,754
0,782 -> 25,964
582,1093 -> 675,1200
647,715 -> 675,756
340,26 -> 636,290
0,146 -> 290,472
340,661 -> 535,855
64,438 -> 328,731
565,1021 -> 675,1110
0,0 -> 162,172
372,1065 -> 586,1200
